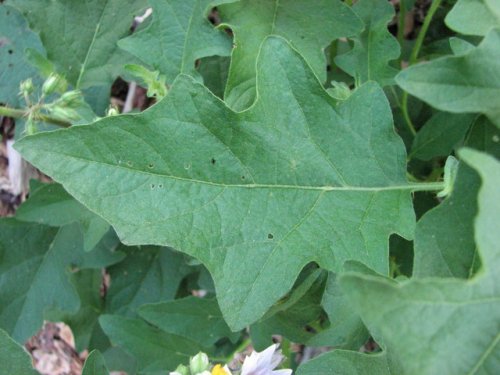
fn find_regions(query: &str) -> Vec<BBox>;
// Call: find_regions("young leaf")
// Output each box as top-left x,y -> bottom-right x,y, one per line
16,37 -> 416,330
8,0 -> 148,88
82,350 -> 110,375
335,0 -> 401,86
0,329 -> 37,375
446,0 -> 500,36
105,246 -> 191,316
219,0 -> 363,109
99,315 -> 205,373
340,149 -> 500,374
118,0 -> 234,84
139,297 -> 239,347
396,29 -> 500,128
0,5 -> 45,107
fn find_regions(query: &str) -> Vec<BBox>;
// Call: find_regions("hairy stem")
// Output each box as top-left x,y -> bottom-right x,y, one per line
0,105 -> 71,128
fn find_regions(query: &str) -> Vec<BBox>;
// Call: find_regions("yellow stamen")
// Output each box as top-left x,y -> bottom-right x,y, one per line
211,364 -> 229,375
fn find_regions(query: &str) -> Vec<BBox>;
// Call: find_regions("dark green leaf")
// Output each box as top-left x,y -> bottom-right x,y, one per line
82,350 -> 110,375
0,329 -> 37,375
139,297 -> 238,347
99,315 -> 204,373
106,246 -> 191,316
118,0 -> 233,85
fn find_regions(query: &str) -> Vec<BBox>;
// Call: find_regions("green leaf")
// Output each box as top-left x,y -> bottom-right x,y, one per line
16,182 -> 110,252
297,350 -> 400,375
0,4 -> 44,106
250,267 -> 326,350
219,0 -> 363,109
396,29 -> 500,128
446,0 -> 500,36
16,37 -> 416,330
0,221 -> 80,342
118,0 -> 233,84
410,112 -> 476,161
99,315 -> 205,373
340,149 -> 500,374
335,0 -> 400,86
413,163 -> 480,278
139,297 -> 238,347
106,246 -> 191,316
306,273 -> 368,349
8,0 -> 147,88
82,350 -> 110,375
197,56 -> 230,98
0,329 -> 37,375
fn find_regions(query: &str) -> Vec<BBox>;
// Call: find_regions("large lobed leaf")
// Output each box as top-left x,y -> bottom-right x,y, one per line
446,0 -> 500,36
219,0 -> 363,109
340,149 -> 500,374
118,0 -> 234,84
16,37 -> 416,330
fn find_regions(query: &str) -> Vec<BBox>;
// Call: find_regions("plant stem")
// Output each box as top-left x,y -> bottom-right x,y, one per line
397,2 -> 406,63
409,0 -> 443,66
400,0 -> 443,137
410,181 -> 445,192
0,105 -> 71,128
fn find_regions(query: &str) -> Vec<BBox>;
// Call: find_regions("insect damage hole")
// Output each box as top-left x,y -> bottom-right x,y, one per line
210,158 -> 216,165
267,233 -> 274,240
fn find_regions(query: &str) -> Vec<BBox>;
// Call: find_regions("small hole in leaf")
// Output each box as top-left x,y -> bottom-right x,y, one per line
211,158 -> 216,165
148,163 -> 154,169
8,49 -> 13,54
158,184 -> 163,188
150,184 -> 155,189
268,233 -> 274,240
241,175 -> 245,180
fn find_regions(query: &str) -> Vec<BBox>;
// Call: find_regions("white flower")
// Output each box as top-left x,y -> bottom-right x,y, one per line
240,344 -> 292,375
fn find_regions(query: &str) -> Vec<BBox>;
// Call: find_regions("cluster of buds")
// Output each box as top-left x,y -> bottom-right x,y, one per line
18,73 -> 85,134
170,345 -> 292,375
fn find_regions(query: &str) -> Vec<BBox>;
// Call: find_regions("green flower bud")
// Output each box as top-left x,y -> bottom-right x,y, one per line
189,352 -> 209,374
42,73 -> 64,96
58,90 -> 83,108
106,106 -> 120,117
20,78 -> 35,96
49,105 -> 80,122
170,364 -> 190,375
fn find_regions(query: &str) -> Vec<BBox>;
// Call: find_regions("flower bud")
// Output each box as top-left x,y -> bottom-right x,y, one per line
20,78 -> 35,96
49,105 -> 80,122
58,90 -> 83,108
169,364 -> 189,375
189,352 -> 209,374
42,73 -> 63,96
106,106 -> 120,117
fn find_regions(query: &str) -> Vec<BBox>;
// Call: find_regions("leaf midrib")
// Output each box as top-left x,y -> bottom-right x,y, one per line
53,150 -> 424,192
